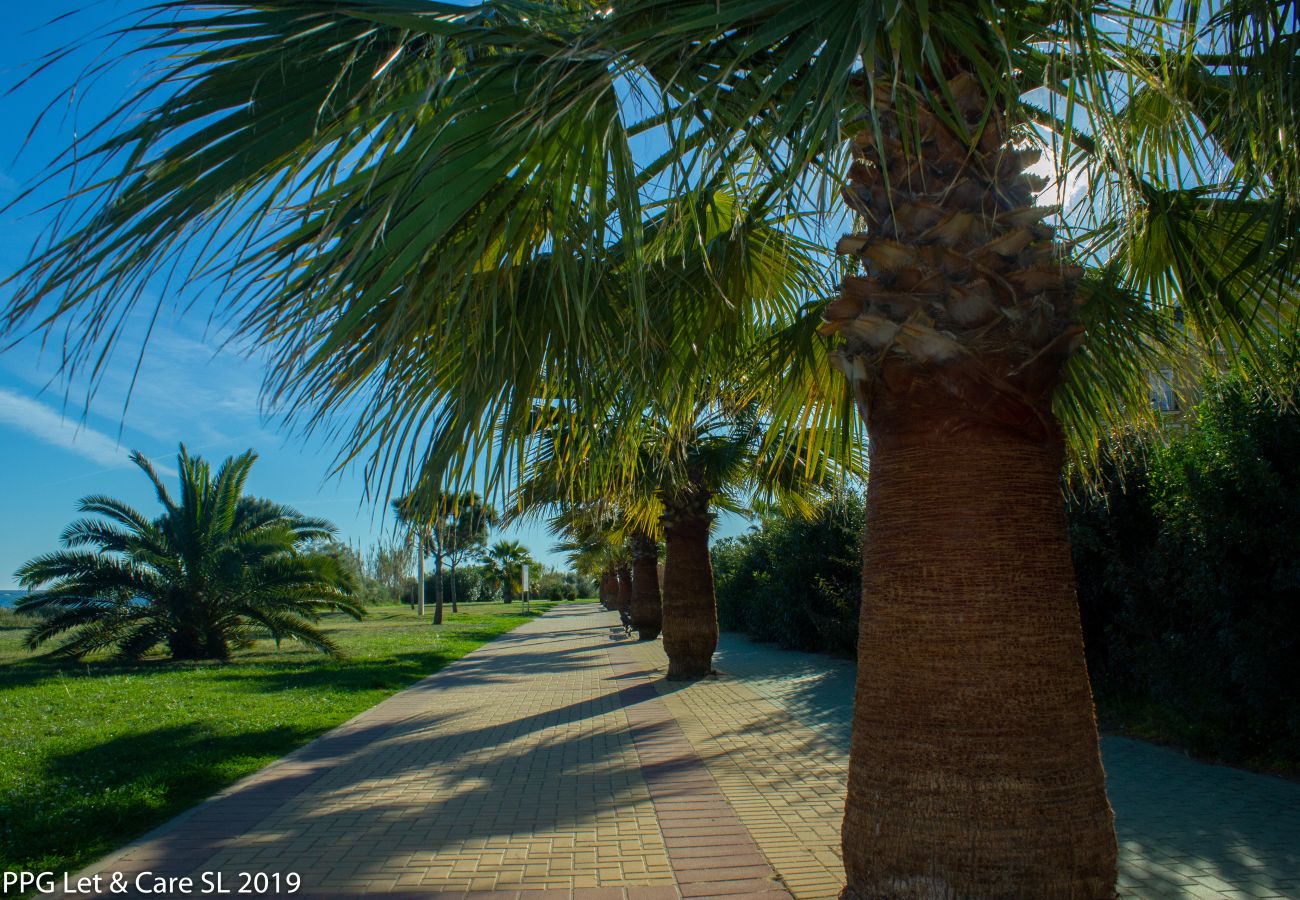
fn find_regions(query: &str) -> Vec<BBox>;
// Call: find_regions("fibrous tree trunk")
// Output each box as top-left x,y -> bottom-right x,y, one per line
823,68 -> 1116,897
628,530 -> 662,641
616,563 -> 633,614
602,569 -> 619,609
659,488 -> 717,680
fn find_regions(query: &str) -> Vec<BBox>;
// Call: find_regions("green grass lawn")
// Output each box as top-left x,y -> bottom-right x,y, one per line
0,601 -> 556,876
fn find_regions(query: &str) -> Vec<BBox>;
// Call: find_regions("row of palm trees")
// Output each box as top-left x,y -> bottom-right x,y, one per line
392,489 -> 540,621
3,1 -> 1295,895
519,387 -> 857,677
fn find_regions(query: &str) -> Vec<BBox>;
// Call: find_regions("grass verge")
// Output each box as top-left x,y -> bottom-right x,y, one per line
0,601 -> 553,876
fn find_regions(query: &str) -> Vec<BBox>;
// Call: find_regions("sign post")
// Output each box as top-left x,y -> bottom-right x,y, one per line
521,564 -> 530,612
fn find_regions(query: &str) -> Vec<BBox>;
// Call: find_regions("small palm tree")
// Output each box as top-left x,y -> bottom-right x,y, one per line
482,540 -> 532,603
15,446 -> 362,660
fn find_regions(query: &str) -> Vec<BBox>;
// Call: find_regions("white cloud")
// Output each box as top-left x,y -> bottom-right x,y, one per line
1027,142 -> 1090,215
0,388 -> 175,477
0,314 -> 278,452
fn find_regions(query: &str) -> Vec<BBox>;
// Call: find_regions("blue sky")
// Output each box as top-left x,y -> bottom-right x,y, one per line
0,2 -> 753,589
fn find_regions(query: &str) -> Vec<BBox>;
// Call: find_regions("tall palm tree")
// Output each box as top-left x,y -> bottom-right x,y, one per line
5,2 -> 1295,894
15,446 -> 362,660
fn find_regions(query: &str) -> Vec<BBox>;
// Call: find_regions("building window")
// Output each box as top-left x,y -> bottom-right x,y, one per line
1150,367 -> 1179,412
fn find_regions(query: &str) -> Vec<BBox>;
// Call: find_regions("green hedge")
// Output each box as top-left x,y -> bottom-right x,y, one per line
1069,375 -> 1300,765
713,490 -> 865,657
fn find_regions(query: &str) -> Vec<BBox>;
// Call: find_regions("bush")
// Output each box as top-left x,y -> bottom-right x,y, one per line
535,569 -> 585,602
1068,374 -> 1300,764
546,583 -> 579,601
713,489 -> 865,656
402,566 -> 494,607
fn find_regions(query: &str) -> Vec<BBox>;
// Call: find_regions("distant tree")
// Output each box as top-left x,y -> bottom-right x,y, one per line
535,566 -> 580,602
15,446 -> 362,660
394,490 -> 498,620
442,493 -> 496,613
392,495 -> 435,620
320,541 -> 391,605
368,540 -> 412,602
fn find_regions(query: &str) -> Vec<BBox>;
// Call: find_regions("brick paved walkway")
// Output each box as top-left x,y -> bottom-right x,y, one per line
630,632 -> 1300,900
55,604 -> 784,899
57,603 -> 1300,900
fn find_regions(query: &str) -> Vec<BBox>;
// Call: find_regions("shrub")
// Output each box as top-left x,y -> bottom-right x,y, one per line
403,566 -> 494,607
713,489 -> 865,656
533,568 -> 585,602
1068,374 -> 1300,763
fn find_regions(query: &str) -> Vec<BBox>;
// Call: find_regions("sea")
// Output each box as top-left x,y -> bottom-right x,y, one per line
0,590 -> 28,608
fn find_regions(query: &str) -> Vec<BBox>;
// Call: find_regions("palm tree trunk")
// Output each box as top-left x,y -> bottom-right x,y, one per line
432,549 -> 444,625
660,497 -> 717,680
168,627 -> 204,660
416,541 -> 425,617
599,569 -> 615,609
629,531 -> 662,640
616,563 -> 633,614
449,560 -> 459,613
822,68 -> 1118,896
840,405 -> 1116,898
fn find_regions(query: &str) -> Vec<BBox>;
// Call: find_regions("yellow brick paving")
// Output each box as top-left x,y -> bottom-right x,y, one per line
622,640 -> 848,900
202,606 -> 677,893
645,629 -> 1300,900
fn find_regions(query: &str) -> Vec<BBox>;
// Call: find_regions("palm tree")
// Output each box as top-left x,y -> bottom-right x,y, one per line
598,570 -> 618,610
5,2 -> 1295,894
15,446 -> 362,660
550,506 -> 658,637
505,187 -> 847,659
556,527 -> 630,614
626,530 -> 662,640
482,540 -> 532,604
